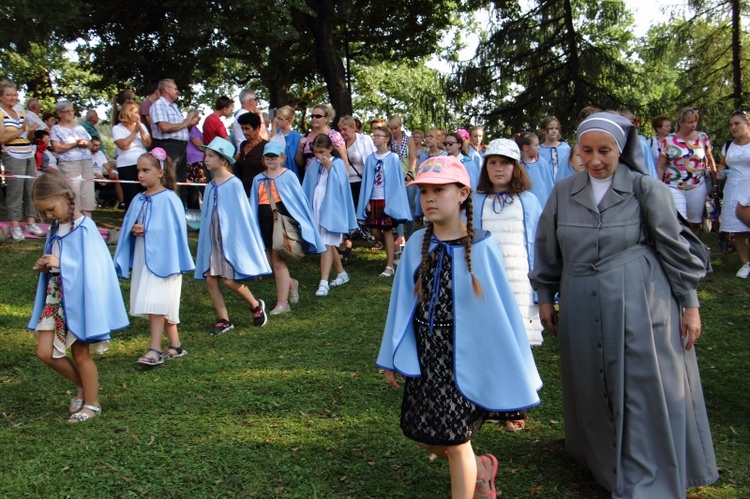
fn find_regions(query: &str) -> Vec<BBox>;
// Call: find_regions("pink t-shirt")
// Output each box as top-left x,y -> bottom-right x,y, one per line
202,113 -> 228,146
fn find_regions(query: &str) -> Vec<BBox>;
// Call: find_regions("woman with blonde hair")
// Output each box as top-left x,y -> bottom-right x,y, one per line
112,101 -> 152,208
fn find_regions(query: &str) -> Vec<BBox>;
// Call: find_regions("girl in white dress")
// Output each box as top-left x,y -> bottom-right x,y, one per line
114,149 -> 195,365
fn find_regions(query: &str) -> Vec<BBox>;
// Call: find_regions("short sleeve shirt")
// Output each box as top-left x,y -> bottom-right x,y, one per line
660,132 -> 711,189
149,97 -> 188,141
50,124 -> 92,162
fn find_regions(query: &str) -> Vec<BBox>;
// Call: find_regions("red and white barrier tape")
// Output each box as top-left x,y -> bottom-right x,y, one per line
0,173 -> 205,187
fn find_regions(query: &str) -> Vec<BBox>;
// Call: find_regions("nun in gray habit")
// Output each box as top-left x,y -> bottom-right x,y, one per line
530,112 -> 718,497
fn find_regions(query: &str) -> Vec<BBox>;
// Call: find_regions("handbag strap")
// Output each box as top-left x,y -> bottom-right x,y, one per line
264,178 -> 279,221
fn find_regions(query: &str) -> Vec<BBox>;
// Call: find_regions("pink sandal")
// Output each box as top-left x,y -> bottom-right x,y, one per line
473,453 -> 498,499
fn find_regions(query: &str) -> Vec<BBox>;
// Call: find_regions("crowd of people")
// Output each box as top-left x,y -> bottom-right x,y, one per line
5,76 -> 749,497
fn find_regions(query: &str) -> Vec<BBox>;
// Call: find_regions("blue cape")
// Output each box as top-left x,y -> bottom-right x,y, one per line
522,156 -> 555,209
461,154 -> 480,191
28,217 -> 129,342
356,152 -> 413,222
539,142 -> 573,182
114,189 -> 195,278
283,130 -> 302,176
249,169 -> 326,254
639,136 -> 659,178
301,157 -> 358,235
376,228 -> 542,411
195,176 -> 272,280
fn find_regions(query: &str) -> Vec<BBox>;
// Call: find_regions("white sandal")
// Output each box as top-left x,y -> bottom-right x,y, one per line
68,404 -> 101,423
379,266 -> 395,277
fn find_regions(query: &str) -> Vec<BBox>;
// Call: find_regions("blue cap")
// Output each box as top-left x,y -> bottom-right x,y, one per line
263,141 -> 285,156
200,137 -> 236,165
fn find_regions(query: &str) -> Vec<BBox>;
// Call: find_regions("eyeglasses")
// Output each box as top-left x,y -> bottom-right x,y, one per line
274,116 -> 289,121
443,141 -> 458,147
263,154 -> 280,160
310,114 -> 326,119
371,134 -> 387,138
59,109 -> 74,114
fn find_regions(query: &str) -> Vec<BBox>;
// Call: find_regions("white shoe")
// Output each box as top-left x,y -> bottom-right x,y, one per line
736,262 -> 750,278
315,282 -> 329,296
25,223 -> 46,237
269,303 -> 291,315
10,226 -> 24,241
330,272 -> 349,287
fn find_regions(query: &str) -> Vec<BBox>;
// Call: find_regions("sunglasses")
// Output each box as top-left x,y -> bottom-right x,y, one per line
310,114 -> 326,119
443,141 -> 458,147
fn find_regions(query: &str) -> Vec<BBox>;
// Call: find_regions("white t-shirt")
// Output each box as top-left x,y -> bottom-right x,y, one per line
112,123 -> 150,168
91,150 -> 109,175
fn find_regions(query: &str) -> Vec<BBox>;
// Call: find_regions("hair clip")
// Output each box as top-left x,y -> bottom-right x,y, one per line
151,147 -> 167,169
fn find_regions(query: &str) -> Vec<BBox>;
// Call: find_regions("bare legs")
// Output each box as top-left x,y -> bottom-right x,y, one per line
269,250 -> 291,305
37,330 -> 99,418
206,275 -> 260,320
735,232 -> 750,265
320,246 -> 344,282
371,227 -> 396,270
418,441 -> 492,498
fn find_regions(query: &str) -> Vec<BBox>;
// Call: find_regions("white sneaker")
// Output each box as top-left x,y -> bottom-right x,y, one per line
25,223 -> 46,237
10,226 -> 24,241
736,263 -> 750,278
330,272 -> 350,287
315,281 -> 329,296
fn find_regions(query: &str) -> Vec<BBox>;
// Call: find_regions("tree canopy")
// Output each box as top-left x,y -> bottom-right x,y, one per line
1,0 -> 748,142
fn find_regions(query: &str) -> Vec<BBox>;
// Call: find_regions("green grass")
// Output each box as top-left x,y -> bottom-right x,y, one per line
0,206 -> 748,497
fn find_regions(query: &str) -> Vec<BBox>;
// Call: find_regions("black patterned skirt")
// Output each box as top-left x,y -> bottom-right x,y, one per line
400,241 -> 490,445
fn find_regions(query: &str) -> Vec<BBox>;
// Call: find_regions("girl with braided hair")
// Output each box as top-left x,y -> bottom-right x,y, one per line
377,155 -> 542,498
29,172 -> 129,423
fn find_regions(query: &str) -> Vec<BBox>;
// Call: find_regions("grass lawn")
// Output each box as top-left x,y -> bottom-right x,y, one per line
0,205 -> 748,497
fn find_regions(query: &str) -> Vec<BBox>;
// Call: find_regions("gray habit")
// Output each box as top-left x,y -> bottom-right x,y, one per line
530,164 -> 718,497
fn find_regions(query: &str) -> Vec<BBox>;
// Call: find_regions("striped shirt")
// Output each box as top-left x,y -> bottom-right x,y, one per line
1,108 -> 33,159
149,97 -> 188,141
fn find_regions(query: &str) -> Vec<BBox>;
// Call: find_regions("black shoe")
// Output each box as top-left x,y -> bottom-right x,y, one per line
210,319 -> 234,336
117,202 -> 126,210
251,300 -> 267,327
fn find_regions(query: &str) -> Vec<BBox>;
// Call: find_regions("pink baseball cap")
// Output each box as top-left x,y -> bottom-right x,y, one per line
408,155 -> 471,189
456,128 -> 470,141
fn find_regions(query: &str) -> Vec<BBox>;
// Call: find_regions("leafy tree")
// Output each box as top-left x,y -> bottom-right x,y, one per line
352,61 -> 455,131
452,0 -> 639,137
637,9 -> 750,140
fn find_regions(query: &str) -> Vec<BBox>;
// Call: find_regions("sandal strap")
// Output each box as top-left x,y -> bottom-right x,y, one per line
82,404 -> 101,413
167,345 -> 184,354
148,348 -> 163,357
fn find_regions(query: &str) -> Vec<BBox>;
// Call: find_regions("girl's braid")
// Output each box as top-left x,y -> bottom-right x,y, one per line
463,196 -> 483,298
414,222 -> 434,300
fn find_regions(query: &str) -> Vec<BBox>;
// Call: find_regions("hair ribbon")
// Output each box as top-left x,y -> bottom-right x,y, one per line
150,147 -> 168,170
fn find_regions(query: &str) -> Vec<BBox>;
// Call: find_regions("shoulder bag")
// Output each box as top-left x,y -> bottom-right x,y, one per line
266,179 -> 305,261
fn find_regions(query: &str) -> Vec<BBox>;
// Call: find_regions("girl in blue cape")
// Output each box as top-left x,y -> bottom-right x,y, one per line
301,134 -> 357,297
357,126 -> 412,277
377,155 -> 542,499
195,137 -> 272,335
473,138 -> 544,434
114,149 -> 195,366
538,116 -> 573,182
515,132 -> 555,208
249,141 -> 326,315
29,172 -> 129,423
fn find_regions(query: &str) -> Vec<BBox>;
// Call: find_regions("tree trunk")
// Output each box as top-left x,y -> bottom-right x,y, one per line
731,0 -> 743,109
304,0 -> 353,126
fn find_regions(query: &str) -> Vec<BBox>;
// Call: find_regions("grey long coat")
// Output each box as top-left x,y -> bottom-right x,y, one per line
530,164 -> 718,497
